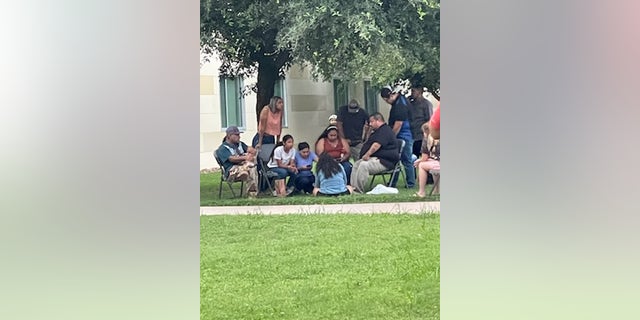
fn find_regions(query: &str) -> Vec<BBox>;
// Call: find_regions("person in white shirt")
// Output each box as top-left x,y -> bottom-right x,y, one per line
267,134 -> 298,197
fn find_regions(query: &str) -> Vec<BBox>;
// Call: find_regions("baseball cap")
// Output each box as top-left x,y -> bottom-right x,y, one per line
380,86 -> 393,99
225,126 -> 243,135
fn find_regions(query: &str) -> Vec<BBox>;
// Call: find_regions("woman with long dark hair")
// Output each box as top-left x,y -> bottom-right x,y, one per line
315,125 -> 352,184
253,96 -> 284,149
267,134 -> 298,197
312,153 -> 353,196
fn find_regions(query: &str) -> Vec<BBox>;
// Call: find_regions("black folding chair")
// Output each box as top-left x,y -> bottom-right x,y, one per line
213,151 -> 244,198
368,139 -> 407,190
256,144 -> 277,195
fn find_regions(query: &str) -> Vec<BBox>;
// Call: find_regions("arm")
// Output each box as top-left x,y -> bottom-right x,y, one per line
336,121 -> 346,140
256,107 -> 269,147
429,107 -> 440,139
315,139 -> 325,155
391,121 -> 403,135
362,123 -> 371,141
362,142 -> 381,161
229,153 -> 251,164
340,138 -> 350,160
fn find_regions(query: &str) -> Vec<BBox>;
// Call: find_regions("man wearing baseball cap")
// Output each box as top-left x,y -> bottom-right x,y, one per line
215,126 -> 259,197
336,98 -> 370,161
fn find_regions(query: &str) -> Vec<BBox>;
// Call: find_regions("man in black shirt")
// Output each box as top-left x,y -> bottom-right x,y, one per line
337,99 -> 370,161
408,85 -> 433,157
350,112 -> 400,193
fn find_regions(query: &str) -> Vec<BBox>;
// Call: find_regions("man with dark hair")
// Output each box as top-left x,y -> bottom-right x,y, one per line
408,85 -> 433,158
215,126 -> 258,197
350,113 -> 400,193
336,98 -> 370,161
380,86 -> 416,188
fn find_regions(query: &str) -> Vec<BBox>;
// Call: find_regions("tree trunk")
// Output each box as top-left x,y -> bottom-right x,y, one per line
255,59 -> 279,124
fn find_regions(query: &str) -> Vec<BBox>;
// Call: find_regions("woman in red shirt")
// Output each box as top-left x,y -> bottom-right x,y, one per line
315,126 -> 353,184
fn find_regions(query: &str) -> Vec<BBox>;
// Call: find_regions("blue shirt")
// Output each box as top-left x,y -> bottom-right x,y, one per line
314,166 -> 348,194
388,95 -> 413,141
295,151 -> 317,176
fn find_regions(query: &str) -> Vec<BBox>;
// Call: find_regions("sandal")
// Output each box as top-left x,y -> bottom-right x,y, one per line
412,192 -> 425,198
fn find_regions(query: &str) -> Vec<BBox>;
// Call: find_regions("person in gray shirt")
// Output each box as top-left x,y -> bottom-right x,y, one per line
408,85 -> 433,158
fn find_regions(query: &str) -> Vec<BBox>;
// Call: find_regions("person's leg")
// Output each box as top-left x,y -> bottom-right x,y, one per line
241,165 -> 259,196
340,161 -> 353,185
285,170 -> 297,193
417,160 -> 439,197
352,158 -> 387,193
305,175 -> 316,194
312,187 -> 320,196
270,167 -> 288,196
294,174 -> 313,194
413,140 -> 422,158
416,163 -> 428,197
391,138 -> 416,188
346,185 -> 354,194
350,143 -> 363,162
350,160 -> 365,193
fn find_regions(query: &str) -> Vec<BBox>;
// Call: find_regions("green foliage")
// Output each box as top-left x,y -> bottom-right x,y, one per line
201,0 -> 440,119
201,213 -> 440,319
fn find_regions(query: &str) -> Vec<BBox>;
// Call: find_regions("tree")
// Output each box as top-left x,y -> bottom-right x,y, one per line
201,0 -> 439,122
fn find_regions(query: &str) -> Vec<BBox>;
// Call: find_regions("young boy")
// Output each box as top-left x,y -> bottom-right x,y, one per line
293,142 -> 318,194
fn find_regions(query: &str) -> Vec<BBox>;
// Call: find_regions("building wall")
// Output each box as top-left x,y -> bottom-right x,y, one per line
200,56 -> 438,170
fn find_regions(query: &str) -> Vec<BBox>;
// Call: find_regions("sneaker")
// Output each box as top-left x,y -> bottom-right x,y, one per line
286,187 -> 295,196
272,190 -> 278,197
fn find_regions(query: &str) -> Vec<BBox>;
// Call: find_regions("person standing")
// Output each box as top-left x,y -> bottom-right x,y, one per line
380,86 -> 416,188
253,96 -> 284,149
408,85 -> 433,158
336,99 -> 370,161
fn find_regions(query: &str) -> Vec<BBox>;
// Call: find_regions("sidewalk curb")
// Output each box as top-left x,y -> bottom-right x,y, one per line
200,201 -> 440,215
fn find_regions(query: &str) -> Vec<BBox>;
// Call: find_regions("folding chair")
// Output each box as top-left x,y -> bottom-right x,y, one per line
368,139 -> 407,190
256,144 -> 277,195
429,169 -> 440,196
213,152 -> 244,198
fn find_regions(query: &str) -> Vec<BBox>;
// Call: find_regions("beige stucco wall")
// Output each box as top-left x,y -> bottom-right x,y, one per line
200,56 -> 436,170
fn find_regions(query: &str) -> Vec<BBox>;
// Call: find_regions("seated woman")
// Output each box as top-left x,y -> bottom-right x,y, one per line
413,122 -> 440,198
313,153 -> 353,196
267,134 -> 298,197
315,125 -> 352,184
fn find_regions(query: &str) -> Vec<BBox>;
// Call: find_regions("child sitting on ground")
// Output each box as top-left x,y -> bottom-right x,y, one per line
313,153 -> 353,196
293,142 -> 318,194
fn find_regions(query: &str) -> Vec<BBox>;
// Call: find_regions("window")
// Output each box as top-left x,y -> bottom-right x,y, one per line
364,80 -> 379,114
333,79 -> 349,113
274,78 -> 288,128
219,77 -> 245,129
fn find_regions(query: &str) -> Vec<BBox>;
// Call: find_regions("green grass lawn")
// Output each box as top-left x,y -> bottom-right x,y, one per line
201,213 -> 440,320
201,171 -> 439,206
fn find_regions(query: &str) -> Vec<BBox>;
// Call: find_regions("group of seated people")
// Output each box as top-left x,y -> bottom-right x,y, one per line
215,105 -> 440,198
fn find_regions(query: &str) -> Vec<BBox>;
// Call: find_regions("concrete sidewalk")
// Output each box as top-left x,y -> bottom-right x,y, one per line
200,201 -> 440,215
